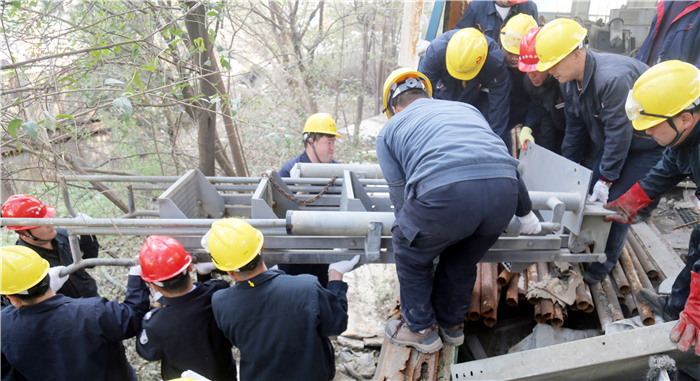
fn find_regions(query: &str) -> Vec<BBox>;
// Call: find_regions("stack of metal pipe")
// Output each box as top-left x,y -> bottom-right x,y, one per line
465,231 -> 664,330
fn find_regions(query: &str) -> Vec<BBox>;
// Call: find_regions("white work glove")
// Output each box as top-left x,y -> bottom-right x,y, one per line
48,266 -> 70,292
416,39 -> 431,57
73,212 -> 93,220
588,180 -> 610,203
129,265 -> 141,276
518,211 -> 542,235
197,262 -> 218,275
328,255 -> 361,275
290,163 -> 301,179
691,195 -> 700,214
200,230 -> 211,252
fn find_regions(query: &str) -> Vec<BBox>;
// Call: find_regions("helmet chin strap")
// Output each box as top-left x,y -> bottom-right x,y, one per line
667,117 -> 684,146
22,229 -> 52,243
310,142 -> 324,163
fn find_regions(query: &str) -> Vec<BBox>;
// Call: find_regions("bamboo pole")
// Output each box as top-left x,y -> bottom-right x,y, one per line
620,246 -> 655,326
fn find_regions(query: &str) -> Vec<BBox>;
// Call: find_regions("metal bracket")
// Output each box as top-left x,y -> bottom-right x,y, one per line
159,169 -> 225,219
365,221 -> 382,262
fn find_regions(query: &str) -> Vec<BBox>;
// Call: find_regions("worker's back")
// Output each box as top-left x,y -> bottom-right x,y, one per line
212,269 -> 348,381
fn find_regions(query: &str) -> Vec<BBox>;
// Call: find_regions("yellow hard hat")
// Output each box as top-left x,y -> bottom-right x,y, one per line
501,14 -> 538,55
301,113 -> 341,137
382,68 -> 433,118
625,60 -> 700,131
207,219 -> 264,271
446,28 -> 488,81
1,246 -> 50,295
535,19 -> 587,72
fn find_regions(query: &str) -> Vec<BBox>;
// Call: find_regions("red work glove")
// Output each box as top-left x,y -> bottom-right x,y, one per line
603,182 -> 652,224
671,271 -> 700,355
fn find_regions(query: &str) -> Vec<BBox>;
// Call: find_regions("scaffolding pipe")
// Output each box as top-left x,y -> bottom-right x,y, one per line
297,163 -> 384,179
59,258 -> 137,277
0,217 -> 285,228
62,174 -> 388,186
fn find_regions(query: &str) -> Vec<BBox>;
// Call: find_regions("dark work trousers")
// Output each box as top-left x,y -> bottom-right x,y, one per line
586,147 -> 664,279
671,225 -> 700,313
392,178 -> 518,331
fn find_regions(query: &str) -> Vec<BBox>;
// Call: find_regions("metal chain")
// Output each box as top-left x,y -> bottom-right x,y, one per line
261,173 -> 339,204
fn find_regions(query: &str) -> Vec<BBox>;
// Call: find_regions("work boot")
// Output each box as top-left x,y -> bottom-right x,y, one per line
637,289 -> 681,322
582,270 -> 605,285
385,318 -> 443,353
438,323 -> 464,346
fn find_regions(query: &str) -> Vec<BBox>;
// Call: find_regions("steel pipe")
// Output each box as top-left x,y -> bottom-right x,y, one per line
62,174 -> 388,185
59,258 -> 136,277
297,163 -> 384,179
286,211 -> 395,236
468,264 -> 482,321
529,191 -> 582,211
0,217 -> 286,228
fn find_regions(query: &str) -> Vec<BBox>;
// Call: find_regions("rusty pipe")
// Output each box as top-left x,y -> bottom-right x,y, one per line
506,273 -> 519,307
481,263 -> 499,327
468,263 -> 482,321
626,242 -> 654,290
623,290 -> 639,317
497,268 -> 515,287
590,281 -> 614,330
620,246 -> 655,326
627,234 -> 659,279
518,270 -> 528,301
552,303 -> 564,327
526,263 -> 539,305
602,274 -> 624,322
612,261 -> 631,295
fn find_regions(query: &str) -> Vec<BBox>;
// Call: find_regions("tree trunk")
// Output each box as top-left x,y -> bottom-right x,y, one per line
184,1 -> 248,176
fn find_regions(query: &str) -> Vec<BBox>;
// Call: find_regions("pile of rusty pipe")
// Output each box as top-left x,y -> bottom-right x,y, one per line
506,272 -> 519,307
611,262 -> 631,294
620,246 -> 655,326
601,274 -> 625,322
626,242 -> 655,290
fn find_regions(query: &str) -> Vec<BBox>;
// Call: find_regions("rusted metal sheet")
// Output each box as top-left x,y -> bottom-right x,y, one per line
445,1 -> 470,32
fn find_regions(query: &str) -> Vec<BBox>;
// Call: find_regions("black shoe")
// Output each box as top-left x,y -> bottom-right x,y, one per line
637,289 -> 680,322
582,270 -> 604,285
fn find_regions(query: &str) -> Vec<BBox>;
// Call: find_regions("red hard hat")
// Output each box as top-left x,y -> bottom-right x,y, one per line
1,195 -> 56,231
509,0 -> 529,4
518,27 -> 542,72
139,236 -> 192,283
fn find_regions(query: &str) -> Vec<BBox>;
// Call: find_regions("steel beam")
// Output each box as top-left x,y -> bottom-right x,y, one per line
450,322 -> 697,381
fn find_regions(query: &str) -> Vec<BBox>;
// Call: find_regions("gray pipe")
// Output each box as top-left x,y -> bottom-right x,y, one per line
297,163 -> 384,179
0,217 -> 286,228
59,258 -> 137,277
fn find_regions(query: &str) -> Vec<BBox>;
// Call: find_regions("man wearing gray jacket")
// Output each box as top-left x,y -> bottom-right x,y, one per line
377,69 -> 540,353
536,19 -> 664,284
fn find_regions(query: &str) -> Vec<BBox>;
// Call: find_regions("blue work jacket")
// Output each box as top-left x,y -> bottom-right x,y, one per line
560,51 -> 660,181
635,0 -> 700,68
212,269 -> 348,381
1,275 -> 149,381
419,31 -> 511,137
639,120 -> 700,200
16,229 -> 99,298
455,1 -> 538,43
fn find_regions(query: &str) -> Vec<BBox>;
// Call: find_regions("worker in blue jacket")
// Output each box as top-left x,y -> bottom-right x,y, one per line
135,236 -> 236,381
635,0 -> 700,68
419,28 -> 512,148
1,245 -> 149,381
537,19 -> 664,284
604,61 -> 700,355
378,69 -> 541,353
455,1 -> 538,43
278,113 -> 341,287
207,219 -> 360,381
2,194 -> 100,298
